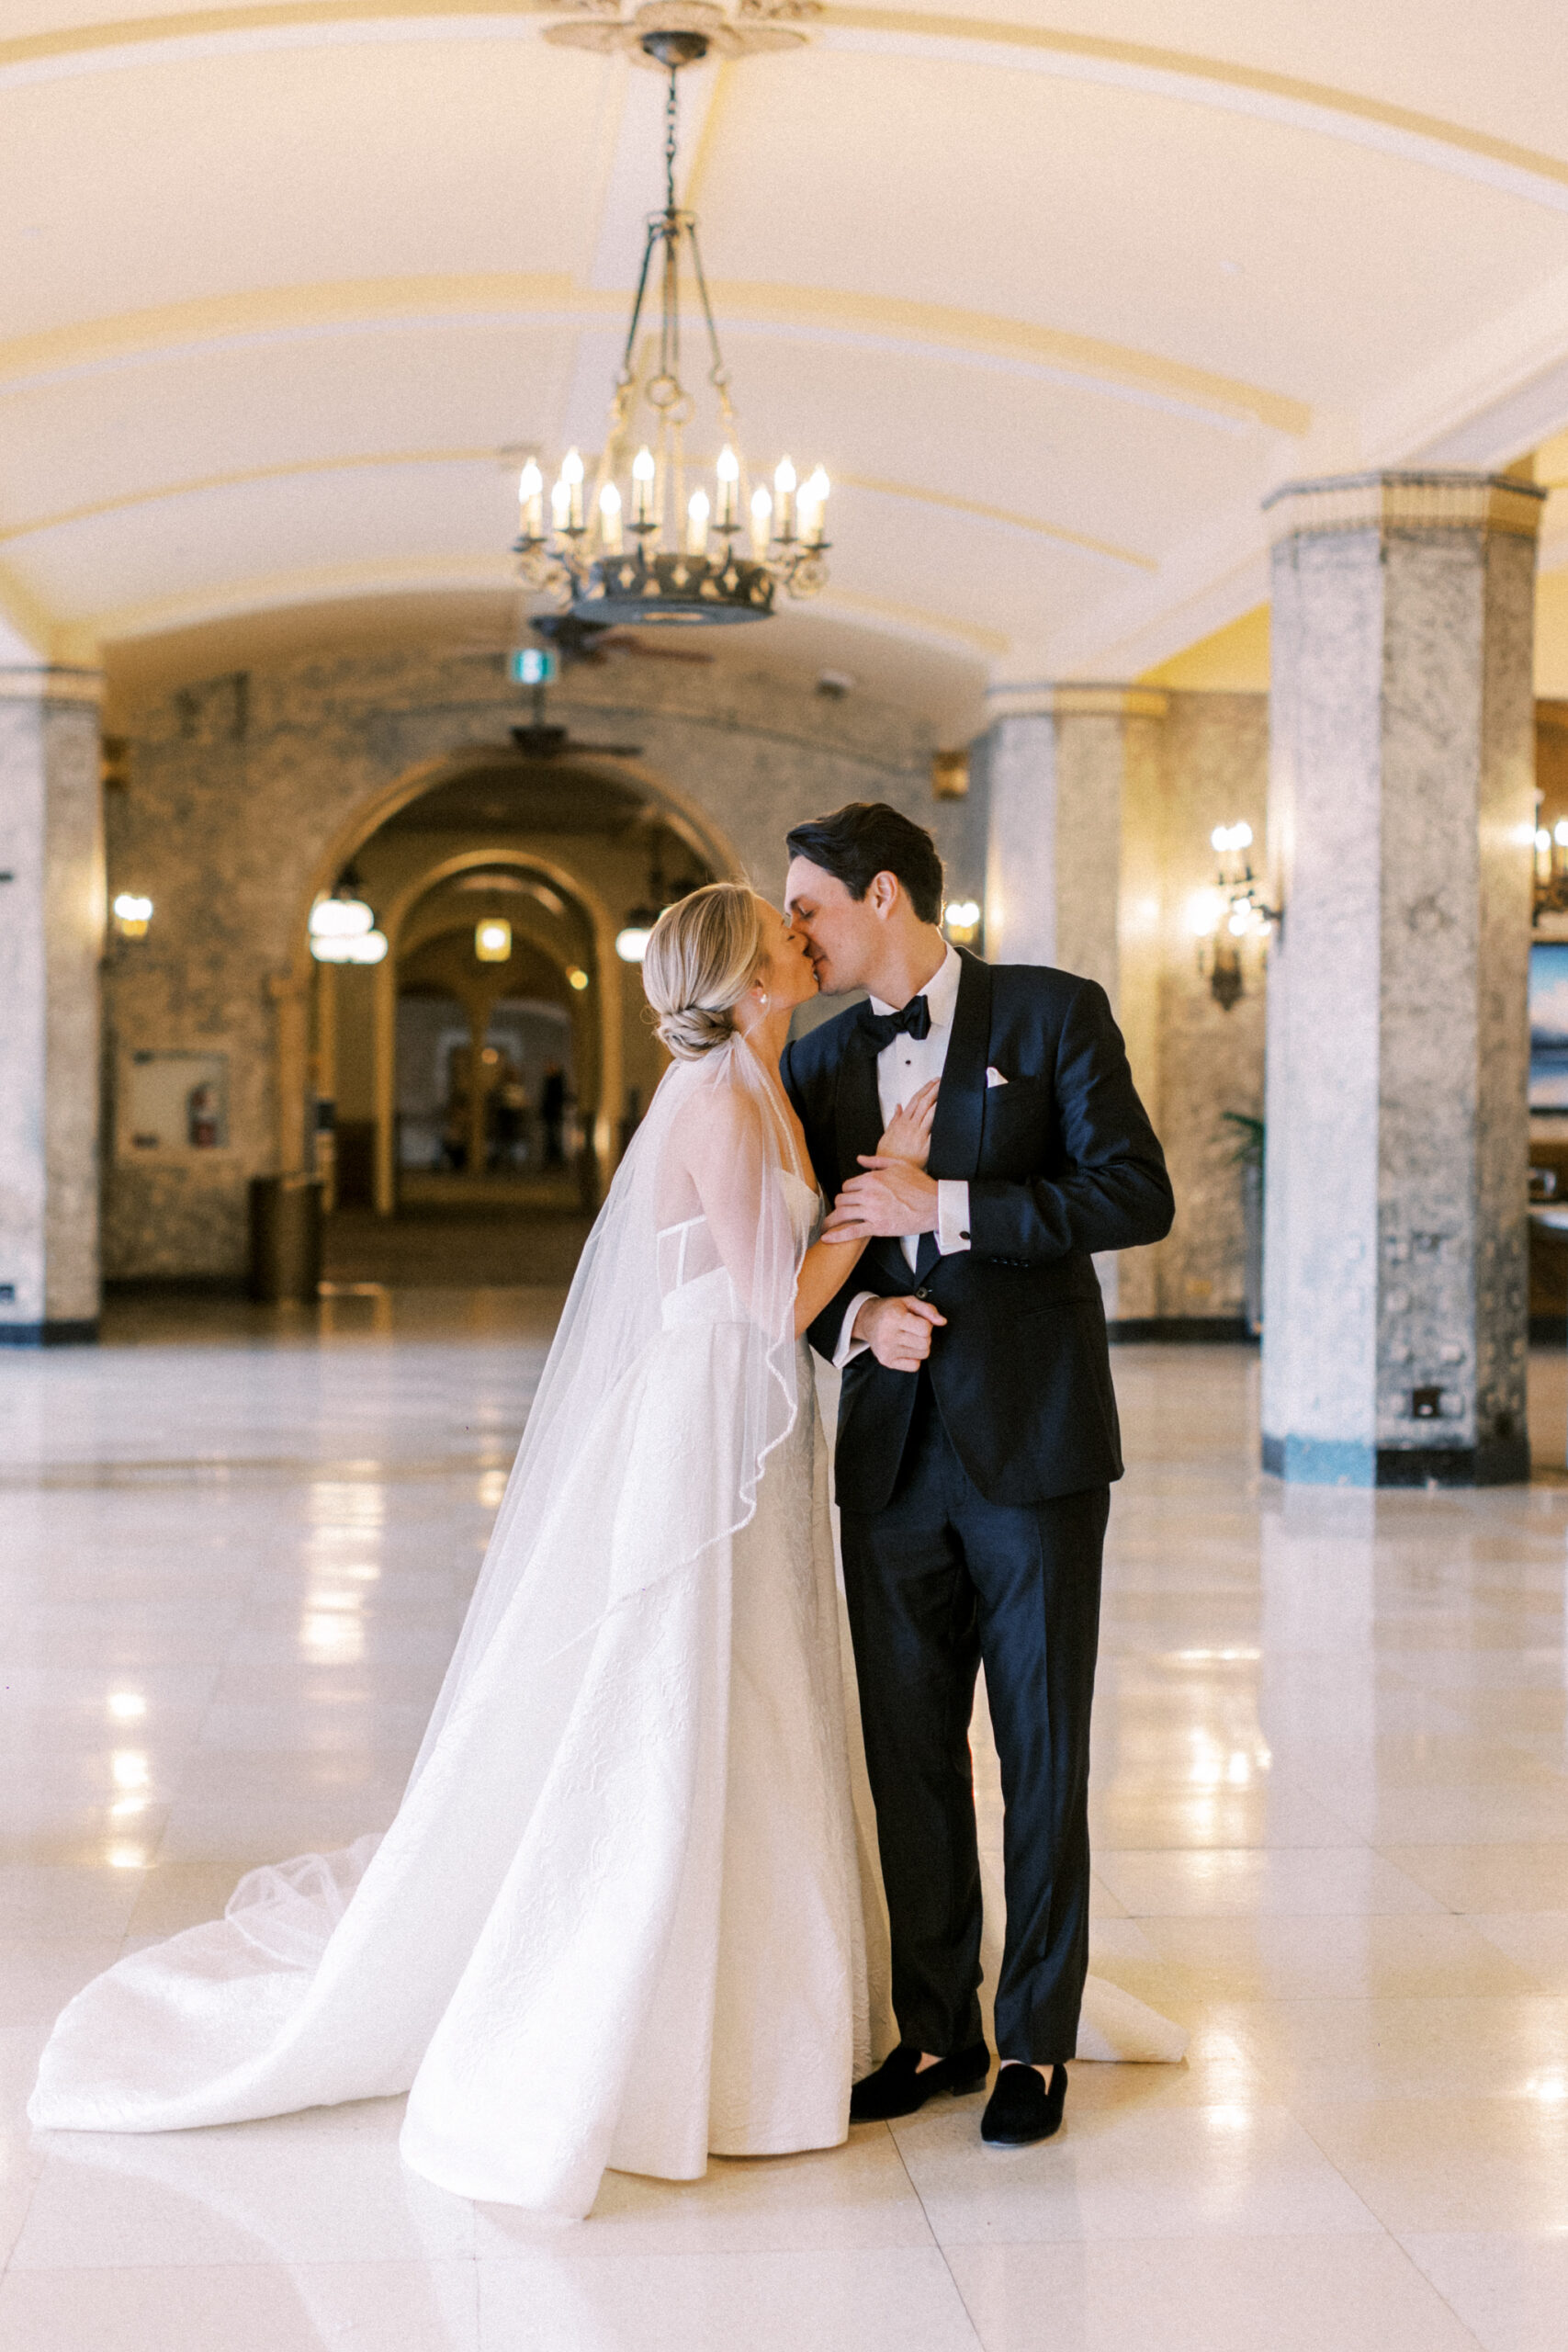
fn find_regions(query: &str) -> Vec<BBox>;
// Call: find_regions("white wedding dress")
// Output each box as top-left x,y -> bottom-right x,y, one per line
29,1041 -> 1180,2221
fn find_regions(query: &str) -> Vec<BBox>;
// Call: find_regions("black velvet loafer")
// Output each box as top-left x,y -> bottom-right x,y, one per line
849,2040 -> 991,2122
980,2062 -> 1066,2146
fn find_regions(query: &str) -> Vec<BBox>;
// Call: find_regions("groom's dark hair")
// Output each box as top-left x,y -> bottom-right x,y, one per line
785,802 -> 945,926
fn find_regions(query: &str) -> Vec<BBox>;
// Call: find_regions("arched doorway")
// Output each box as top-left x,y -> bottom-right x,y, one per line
303,752 -> 728,1284
389,860 -> 593,1200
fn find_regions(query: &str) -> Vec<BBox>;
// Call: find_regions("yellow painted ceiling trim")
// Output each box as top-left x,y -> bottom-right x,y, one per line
0,447 -> 502,546
0,274 -> 593,388
0,0 -> 551,71
0,560 -> 56,655
712,282 -> 1303,431
8,4 -> 1567,211
809,584 -> 1010,656
0,444 -> 1154,574
75,550 -> 1008,660
82,550 -> 524,642
836,473 -> 1154,570
826,12 -> 1568,201
0,273 -> 1303,433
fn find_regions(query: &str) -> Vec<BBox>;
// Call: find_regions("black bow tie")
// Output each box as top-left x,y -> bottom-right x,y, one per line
858,995 -> 932,1051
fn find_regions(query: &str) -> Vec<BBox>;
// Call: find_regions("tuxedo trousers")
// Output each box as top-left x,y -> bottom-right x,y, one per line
839,1373 -> 1108,2064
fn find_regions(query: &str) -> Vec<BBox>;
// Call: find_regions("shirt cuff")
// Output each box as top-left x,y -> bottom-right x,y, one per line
833,1290 -> 876,1368
937,1179 -> 973,1255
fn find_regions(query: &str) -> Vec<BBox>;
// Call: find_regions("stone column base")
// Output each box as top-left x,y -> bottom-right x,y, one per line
1261,1432 -> 1531,1487
0,1318 -> 100,1347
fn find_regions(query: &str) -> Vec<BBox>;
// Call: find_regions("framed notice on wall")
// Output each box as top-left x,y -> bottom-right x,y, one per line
1531,944 -> 1568,1114
118,1049 -> 231,1160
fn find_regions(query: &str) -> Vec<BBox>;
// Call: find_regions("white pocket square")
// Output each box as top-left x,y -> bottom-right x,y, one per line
986,1066 -> 1008,1088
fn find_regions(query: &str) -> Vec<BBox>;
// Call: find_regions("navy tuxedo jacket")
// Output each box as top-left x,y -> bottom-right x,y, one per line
781,950 -> 1175,1513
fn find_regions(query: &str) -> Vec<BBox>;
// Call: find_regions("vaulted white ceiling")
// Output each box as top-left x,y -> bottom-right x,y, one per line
5,0 -> 1568,704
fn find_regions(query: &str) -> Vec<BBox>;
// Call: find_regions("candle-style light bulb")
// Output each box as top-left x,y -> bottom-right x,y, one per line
773,457 -> 796,539
600,481 -> 623,554
561,447 -> 585,530
800,466 -> 830,546
750,484 -> 773,560
716,444 -> 739,531
631,444 -> 656,529
518,458 -> 544,539
550,478 -> 571,534
687,488 -> 711,559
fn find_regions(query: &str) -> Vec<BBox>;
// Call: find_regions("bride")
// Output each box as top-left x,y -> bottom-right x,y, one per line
30,885 -> 908,2218
30,882 -> 1180,2219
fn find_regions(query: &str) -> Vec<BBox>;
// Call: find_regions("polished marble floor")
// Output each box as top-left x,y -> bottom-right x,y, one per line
3,1301 -> 1568,2349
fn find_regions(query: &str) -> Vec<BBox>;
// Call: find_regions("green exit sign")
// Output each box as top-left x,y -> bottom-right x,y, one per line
509,648 -> 558,685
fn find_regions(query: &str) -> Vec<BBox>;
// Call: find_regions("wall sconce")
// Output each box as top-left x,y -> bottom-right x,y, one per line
1190,822 -> 1280,1010
475,919 -> 512,964
567,966 -> 590,991
1211,823 -> 1281,936
1188,888 -> 1243,1011
615,913 -> 657,963
944,898 -> 981,944
112,892 -> 153,940
932,751 -> 969,801
1533,817 -> 1568,922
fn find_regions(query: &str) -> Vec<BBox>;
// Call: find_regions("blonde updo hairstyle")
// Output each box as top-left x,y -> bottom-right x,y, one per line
642,882 -> 766,1062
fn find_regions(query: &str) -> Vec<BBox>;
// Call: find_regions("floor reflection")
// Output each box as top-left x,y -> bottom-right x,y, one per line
1,1317 -> 1566,2347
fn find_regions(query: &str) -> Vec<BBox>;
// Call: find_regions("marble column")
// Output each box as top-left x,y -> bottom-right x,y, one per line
0,667 -> 105,1343
1261,471 -> 1543,1486
982,684 -> 1166,1318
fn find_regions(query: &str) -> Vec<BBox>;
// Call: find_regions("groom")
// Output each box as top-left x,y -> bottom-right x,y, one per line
781,801 -> 1173,2148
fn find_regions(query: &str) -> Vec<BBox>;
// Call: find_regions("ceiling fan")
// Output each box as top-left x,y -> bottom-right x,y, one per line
507,682 -> 646,763
531,613 -> 715,669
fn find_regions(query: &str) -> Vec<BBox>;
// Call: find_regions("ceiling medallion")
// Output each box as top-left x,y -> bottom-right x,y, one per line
517,2 -> 830,626
543,0 -> 819,65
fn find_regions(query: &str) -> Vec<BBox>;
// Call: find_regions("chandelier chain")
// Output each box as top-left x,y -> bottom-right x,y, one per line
513,34 -> 831,625
664,62 -> 680,214
685,217 -> 731,393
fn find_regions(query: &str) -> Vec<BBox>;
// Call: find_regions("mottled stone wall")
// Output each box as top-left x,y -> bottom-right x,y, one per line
102,647 -> 973,1279
0,675 -> 105,1336
1145,693 -> 1269,1322
982,687 -> 1269,1327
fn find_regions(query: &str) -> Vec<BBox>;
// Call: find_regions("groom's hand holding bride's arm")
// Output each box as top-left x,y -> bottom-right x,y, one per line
822,1157 -> 939,1243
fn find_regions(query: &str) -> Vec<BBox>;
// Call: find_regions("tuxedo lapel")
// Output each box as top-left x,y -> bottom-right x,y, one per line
916,951 -> 993,1280
835,1018 -> 908,1289
834,1021 -> 884,1184
928,950 -> 991,1181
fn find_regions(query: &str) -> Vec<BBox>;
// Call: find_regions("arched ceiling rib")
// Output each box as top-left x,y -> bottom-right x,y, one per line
4,2 -> 1568,684
8,4 -> 1568,215
0,277 -> 1304,429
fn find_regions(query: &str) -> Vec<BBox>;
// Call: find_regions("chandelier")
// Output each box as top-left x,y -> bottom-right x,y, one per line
517,4 -> 831,625
310,870 -> 389,966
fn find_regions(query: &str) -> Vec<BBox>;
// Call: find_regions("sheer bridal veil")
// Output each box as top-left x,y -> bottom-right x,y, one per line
220,1033 -> 814,1969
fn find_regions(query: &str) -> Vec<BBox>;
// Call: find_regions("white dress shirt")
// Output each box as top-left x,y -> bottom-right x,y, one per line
833,943 -> 972,1367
